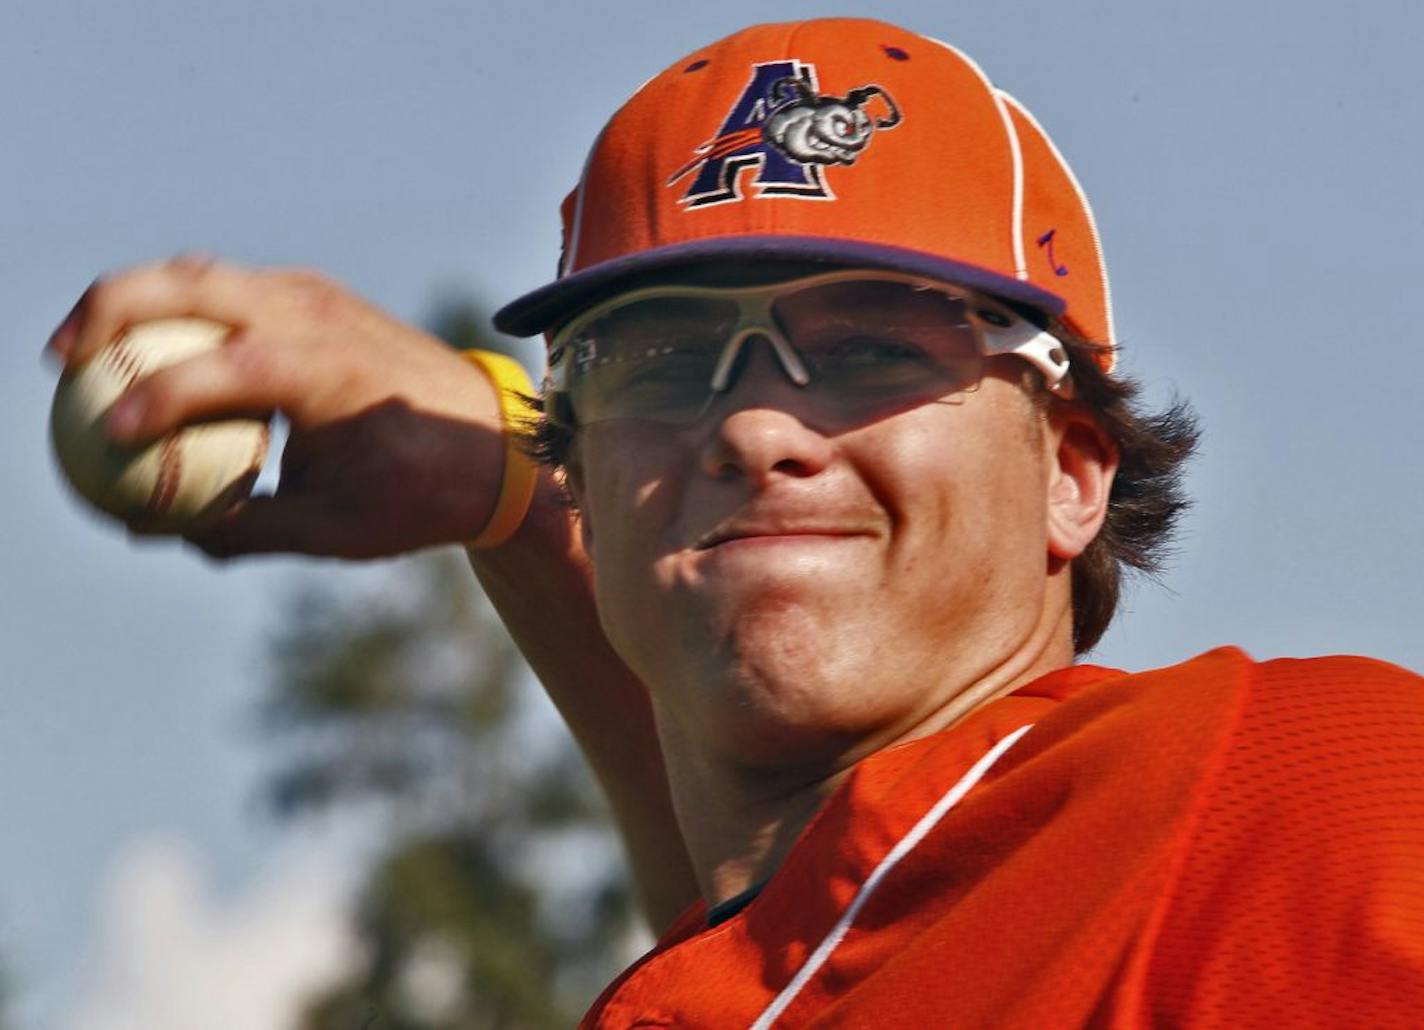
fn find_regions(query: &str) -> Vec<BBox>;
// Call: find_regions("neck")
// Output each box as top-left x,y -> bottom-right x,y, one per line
654,710 -> 847,906
656,598 -> 1076,907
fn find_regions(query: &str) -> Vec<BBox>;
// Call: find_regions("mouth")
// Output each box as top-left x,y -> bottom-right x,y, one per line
694,524 -> 871,550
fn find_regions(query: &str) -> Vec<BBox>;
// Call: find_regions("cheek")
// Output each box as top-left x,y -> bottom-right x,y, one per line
869,397 -> 1049,581
573,426 -> 689,644
575,425 -> 677,553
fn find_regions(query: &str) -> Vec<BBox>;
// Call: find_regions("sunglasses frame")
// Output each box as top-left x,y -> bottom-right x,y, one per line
544,269 -> 1074,427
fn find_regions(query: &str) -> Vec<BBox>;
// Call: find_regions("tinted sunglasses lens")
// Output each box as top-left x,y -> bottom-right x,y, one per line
556,277 -> 990,426
563,296 -> 740,424
772,279 -> 984,416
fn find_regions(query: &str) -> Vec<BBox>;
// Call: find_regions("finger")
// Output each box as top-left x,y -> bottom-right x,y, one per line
182,494 -> 357,559
50,253 -> 232,364
50,255 -> 263,367
106,329 -> 302,444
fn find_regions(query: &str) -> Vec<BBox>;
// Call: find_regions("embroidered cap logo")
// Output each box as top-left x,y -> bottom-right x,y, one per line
667,60 -> 902,208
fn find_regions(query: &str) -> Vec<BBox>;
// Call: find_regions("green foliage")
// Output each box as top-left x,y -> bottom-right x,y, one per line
264,553 -> 633,1028
257,295 -> 631,1026
423,291 -> 530,365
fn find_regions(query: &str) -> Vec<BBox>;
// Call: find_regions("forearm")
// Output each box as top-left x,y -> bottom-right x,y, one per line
40,260 -> 696,928
466,473 -> 698,934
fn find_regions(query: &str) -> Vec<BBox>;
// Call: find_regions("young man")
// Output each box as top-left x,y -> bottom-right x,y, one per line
48,18 -> 1424,1026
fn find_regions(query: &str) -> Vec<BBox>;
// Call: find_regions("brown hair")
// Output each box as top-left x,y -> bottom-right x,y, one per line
1045,336 -> 1200,653
519,334 -> 1199,656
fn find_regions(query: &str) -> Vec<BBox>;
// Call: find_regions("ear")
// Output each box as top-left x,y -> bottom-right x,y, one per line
1045,404 -> 1118,563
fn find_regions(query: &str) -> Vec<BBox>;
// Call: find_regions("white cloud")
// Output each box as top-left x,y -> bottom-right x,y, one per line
67,833 -> 363,1030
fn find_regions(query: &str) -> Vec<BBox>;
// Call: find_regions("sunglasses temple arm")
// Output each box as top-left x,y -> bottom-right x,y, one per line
979,322 -> 1074,396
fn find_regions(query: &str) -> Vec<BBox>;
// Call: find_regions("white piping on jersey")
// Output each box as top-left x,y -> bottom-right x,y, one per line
996,91 -> 1117,350
748,722 -> 1037,1029
922,36 -> 1028,280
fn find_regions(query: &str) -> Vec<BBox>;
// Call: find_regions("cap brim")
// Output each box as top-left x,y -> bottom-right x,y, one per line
492,235 -> 1068,337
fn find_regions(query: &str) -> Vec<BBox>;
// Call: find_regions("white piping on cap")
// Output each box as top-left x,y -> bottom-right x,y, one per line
997,90 -> 1117,350
560,68 -> 666,277
560,125 -> 607,278
922,35 -> 1027,280
748,722 -> 1037,1029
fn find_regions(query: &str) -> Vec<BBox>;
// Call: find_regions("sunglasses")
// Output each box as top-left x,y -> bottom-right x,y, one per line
544,270 -> 1072,427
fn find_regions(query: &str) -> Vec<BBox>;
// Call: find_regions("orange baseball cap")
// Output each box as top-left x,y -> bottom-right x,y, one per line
494,17 -> 1115,367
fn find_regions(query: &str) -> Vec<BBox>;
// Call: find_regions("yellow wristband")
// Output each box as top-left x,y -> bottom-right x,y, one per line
461,348 -> 539,550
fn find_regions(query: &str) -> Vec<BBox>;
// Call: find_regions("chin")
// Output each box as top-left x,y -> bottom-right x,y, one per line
692,649 -> 910,771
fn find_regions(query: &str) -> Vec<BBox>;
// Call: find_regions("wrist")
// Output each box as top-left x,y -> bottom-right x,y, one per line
459,349 -> 540,550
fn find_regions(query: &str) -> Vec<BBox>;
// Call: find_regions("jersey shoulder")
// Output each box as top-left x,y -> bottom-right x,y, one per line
1138,651 -> 1424,1022
1240,652 -> 1424,782
1122,648 -> 1424,822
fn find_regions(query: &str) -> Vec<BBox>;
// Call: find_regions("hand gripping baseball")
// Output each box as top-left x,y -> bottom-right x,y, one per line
47,255 -> 512,559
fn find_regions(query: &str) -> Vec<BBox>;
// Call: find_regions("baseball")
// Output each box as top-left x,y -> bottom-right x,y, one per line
49,318 -> 270,532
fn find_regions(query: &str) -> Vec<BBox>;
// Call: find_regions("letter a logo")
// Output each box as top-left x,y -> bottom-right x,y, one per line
667,61 -> 831,208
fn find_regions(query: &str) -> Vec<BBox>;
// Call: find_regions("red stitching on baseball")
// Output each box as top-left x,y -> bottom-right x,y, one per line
108,333 -> 146,390
149,435 -> 181,515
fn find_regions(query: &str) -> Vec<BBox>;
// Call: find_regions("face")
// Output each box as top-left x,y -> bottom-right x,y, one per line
565,272 -> 1074,773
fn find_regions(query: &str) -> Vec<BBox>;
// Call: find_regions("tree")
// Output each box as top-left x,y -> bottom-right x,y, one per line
263,299 -> 636,1028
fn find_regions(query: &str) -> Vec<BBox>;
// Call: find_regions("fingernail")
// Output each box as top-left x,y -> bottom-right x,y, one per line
107,395 -> 146,440
46,318 -> 75,358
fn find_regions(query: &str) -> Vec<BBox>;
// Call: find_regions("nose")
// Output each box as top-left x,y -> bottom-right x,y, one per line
697,338 -> 834,484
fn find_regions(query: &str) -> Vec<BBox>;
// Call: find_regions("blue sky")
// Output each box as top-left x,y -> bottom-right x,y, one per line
3,1 -> 1421,1025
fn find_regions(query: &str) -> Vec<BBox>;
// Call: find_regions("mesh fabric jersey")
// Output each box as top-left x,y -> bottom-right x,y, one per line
583,648 -> 1424,1028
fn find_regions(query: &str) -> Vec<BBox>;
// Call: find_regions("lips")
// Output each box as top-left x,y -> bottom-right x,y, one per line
694,514 -> 880,550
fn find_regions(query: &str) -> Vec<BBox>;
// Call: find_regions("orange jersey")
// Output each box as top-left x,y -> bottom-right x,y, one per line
584,648 -> 1424,1028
